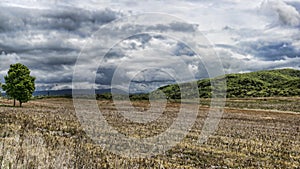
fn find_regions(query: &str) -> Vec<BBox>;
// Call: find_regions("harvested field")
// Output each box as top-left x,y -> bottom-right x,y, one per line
0,97 -> 299,168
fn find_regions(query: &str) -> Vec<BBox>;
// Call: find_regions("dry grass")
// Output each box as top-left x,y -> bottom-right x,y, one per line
0,97 -> 300,168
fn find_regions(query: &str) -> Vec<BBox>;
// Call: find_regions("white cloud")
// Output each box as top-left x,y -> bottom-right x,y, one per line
261,0 -> 300,27
0,52 -> 20,82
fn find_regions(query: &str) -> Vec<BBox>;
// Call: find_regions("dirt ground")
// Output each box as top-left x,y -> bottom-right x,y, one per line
0,97 -> 299,168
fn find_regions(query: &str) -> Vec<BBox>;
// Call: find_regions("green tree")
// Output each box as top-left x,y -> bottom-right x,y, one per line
2,63 -> 35,107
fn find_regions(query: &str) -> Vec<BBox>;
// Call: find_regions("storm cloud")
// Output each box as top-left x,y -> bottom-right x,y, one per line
0,4 -> 123,90
0,0 -> 299,92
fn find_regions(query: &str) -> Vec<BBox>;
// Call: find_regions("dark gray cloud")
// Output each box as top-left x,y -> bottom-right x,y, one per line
240,41 -> 299,61
216,40 -> 299,62
129,68 -> 177,93
0,5 -> 123,90
146,22 -> 198,33
0,6 -> 121,33
92,34 -> 202,92
174,42 -> 196,56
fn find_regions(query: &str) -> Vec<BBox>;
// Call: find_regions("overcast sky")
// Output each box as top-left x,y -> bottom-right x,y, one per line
0,0 -> 299,92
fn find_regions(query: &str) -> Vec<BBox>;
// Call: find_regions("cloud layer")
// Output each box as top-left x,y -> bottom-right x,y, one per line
0,0 -> 299,92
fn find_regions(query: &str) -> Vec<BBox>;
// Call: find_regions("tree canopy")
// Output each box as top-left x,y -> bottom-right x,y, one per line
2,63 -> 35,107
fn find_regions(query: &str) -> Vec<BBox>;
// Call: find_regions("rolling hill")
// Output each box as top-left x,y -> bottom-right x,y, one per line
155,69 -> 300,98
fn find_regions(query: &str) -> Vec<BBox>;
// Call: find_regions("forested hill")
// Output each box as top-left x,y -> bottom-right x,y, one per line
155,69 -> 300,98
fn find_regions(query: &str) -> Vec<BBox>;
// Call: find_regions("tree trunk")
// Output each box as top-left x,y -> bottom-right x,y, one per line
20,101 -> 22,107
13,98 -> 16,107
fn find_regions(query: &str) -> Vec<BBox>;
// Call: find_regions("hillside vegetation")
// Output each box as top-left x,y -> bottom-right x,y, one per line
156,69 -> 300,99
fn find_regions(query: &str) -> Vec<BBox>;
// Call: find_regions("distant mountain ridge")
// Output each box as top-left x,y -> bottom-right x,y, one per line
155,69 -> 300,98
33,88 -> 128,97
2,89 -> 118,97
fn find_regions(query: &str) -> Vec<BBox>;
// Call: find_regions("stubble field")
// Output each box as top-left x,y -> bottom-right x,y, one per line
0,97 -> 300,168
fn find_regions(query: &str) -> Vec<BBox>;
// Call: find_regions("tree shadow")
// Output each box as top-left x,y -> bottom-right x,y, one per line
0,100 -> 23,108
1,98 -> 34,108
0,104 -> 22,108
